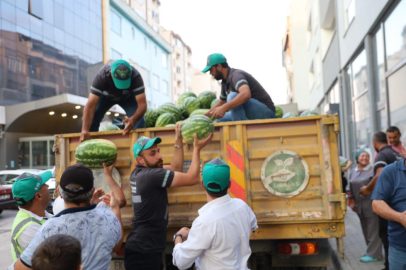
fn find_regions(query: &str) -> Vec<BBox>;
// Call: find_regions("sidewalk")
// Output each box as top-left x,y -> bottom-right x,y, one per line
329,209 -> 384,270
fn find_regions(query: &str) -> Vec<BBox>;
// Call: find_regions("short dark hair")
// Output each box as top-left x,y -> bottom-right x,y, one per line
15,197 -> 35,209
59,187 -> 93,206
386,126 -> 401,134
32,234 -> 82,270
373,131 -> 388,144
220,62 -> 229,68
205,182 -> 229,198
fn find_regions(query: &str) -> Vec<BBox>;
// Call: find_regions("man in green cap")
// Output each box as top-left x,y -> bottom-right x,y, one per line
202,53 -> 276,122
124,124 -> 213,270
80,60 -> 147,142
10,171 -> 53,261
172,158 -> 258,270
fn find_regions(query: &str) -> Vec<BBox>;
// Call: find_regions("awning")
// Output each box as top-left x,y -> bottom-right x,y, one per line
5,94 -> 125,134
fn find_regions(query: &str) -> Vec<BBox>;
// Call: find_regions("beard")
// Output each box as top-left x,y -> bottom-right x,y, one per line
214,72 -> 223,81
144,158 -> 163,168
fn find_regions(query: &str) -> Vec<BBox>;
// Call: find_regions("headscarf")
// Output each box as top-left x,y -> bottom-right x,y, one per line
355,149 -> 368,164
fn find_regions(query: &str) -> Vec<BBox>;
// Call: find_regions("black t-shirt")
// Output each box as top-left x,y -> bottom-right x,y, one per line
125,164 -> 174,253
220,68 -> 275,111
91,62 -> 145,102
374,145 -> 403,175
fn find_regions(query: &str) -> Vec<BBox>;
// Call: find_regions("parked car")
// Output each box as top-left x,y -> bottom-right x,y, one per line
0,169 -> 43,187
0,185 -> 14,214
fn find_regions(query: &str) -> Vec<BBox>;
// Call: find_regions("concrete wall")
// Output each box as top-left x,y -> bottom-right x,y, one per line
336,0 -> 393,68
322,32 -> 340,92
289,0 -> 310,111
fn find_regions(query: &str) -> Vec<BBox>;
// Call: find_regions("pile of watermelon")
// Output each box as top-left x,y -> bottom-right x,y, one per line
146,91 -> 217,128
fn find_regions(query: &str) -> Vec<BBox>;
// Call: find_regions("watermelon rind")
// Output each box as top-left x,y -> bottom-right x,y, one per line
275,106 -> 283,118
155,113 -> 176,127
181,97 -> 201,116
181,115 -> 214,144
100,124 -> 120,131
75,139 -> 117,169
210,98 -> 219,109
177,92 -> 197,106
156,102 -> 182,121
300,110 -> 319,117
198,91 -> 216,109
145,109 -> 160,127
165,124 -> 176,127
282,112 -> 298,118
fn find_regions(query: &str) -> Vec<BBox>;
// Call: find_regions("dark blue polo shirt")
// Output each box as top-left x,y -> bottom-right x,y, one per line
372,159 -> 406,252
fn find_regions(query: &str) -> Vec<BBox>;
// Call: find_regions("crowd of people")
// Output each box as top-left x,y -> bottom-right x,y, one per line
346,126 -> 406,270
7,124 -> 258,270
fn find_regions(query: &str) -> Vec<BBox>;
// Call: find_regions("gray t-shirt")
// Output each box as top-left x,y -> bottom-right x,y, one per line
20,204 -> 121,270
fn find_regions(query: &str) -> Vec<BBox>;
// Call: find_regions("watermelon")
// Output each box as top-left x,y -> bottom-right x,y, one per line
145,109 -> 160,127
198,91 -> 217,109
300,110 -> 319,117
181,97 -> 201,116
275,106 -> 283,118
282,112 -> 298,118
156,103 -> 182,121
181,115 -> 214,144
100,124 -> 120,131
189,109 -> 209,117
177,92 -> 197,105
166,124 -> 176,127
210,98 -> 219,108
176,104 -> 188,120
340,162 -> 347,167
75,139 -> 117,168
155,113 -> 176,127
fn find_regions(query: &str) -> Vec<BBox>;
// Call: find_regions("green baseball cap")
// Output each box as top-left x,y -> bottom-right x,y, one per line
202,158 -> 230,192
201,53 -> 227,73
111,60 -> 132,89
133,136 -> 162,159
12,171 -> 52,205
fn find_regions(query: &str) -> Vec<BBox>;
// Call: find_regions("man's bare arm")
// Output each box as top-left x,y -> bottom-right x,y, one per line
164,123 -> 184,172
123,93 -> 147,135
80,93 -> 100,142
372,200 -> 406,229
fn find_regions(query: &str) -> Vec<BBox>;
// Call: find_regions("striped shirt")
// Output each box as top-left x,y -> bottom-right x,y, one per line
220,68 -> 275,111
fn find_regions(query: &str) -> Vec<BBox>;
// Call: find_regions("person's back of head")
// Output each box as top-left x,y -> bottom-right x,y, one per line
59,163 -> 95,206
202,158 -> 231,199
373,131 -> 388,145
32,234 -> 82,270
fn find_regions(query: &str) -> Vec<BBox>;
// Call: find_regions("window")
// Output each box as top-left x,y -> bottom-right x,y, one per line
176,66 -> 181,74
29,0 -> 44,20
162,53 -> 167,68
350,50 -> 371,151
384,0 -> 406,71
176,38 -> 183,49
111,49 -> 122,60
153,74 -> 159,90
110,10 -> 121,35
375,26 -> 388,131
161,80 -> 168,94
19,137 -> 54,169
388,65 -> 406,132
344,0 -> 355,29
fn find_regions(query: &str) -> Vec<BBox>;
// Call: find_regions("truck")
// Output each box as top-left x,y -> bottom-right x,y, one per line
53,114 -> 346,269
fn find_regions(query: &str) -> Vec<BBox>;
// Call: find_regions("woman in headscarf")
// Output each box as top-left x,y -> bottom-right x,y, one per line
349,150 -> 382,263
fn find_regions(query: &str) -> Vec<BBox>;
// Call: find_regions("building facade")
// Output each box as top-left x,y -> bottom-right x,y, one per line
0,0 -> 172,170
160,28 -> 193,104
287,0 -> 406,161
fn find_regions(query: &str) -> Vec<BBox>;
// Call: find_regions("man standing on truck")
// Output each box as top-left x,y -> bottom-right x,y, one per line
124,124 -> 213,270
172,158 -> 258,270
360,131 -> 403,270
202,53 -> 276,122
371,132 -> 406,270
80,60 -> 147,142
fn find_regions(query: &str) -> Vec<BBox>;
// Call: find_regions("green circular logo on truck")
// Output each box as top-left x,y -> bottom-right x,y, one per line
260,150 -> 310,198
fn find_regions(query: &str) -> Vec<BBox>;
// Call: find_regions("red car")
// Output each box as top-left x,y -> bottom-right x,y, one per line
0,186 -> 15,214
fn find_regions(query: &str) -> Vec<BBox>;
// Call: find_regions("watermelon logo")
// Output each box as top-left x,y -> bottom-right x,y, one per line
261,150 -> 309,198
115,69 -> 129,79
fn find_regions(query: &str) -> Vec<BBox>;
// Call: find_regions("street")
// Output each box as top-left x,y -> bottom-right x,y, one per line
0,210 -> 18,269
